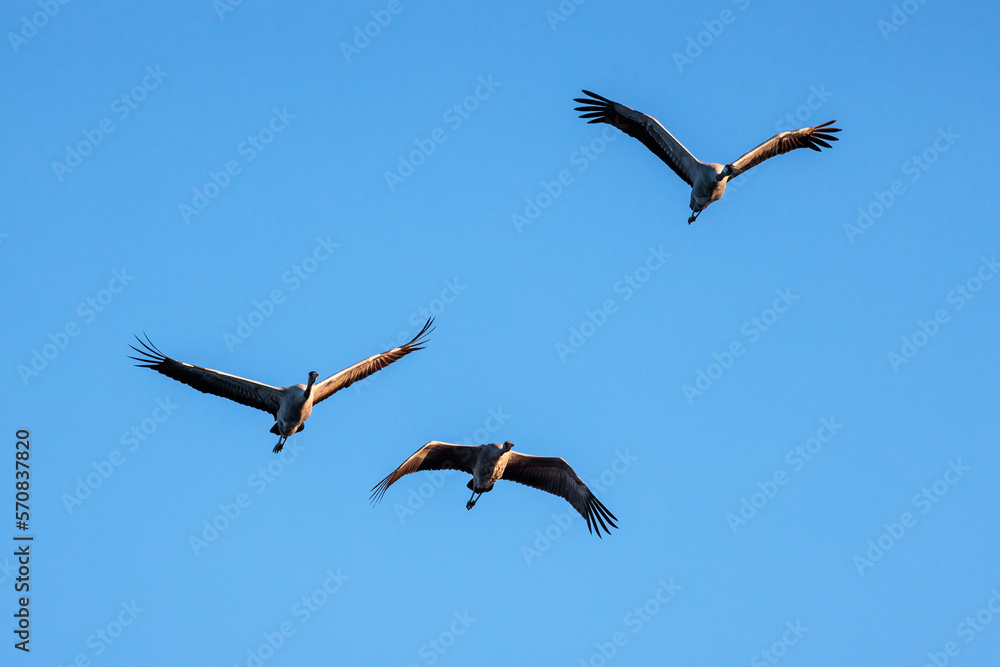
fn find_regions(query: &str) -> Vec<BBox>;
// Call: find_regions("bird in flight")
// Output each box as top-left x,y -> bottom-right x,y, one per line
371,440 -> 618,537
574,90 -> 841,224
130,317 -> 434,453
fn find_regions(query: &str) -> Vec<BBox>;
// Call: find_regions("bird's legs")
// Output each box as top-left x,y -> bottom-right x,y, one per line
687,209 -> 703,224
466,489 -> 481,510
273,435 -> 287,454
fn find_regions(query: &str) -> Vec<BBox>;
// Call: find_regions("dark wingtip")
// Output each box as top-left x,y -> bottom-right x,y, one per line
369,479 -> 388,506
409,316 -> 435,348
129,333 -> 167,366
590,504 -> 611,536
591,497 -> 618,537
580,89 -> 610,103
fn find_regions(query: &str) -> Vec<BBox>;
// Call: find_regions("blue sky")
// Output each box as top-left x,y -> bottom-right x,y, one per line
2,0 -> 999,665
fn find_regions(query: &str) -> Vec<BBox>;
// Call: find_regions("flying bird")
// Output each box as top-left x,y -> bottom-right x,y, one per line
371,440 -> 618,537
130,317 -> 434,453
574,90 -> 841,224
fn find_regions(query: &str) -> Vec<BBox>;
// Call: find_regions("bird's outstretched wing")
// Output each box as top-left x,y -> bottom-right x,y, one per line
574,89 -> 701,186
370,441 -> 479,505
729,120 -> 841,178
501,451 -> 618,538
130,336 -> 283,416
312,317 -> 434,404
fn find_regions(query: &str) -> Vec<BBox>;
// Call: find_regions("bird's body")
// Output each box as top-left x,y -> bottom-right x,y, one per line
469,441 -> 511,494
130,318 -> 434,452
371,440 -> 618,537
574,90 -> 841,224
689,162 -> 730,217
271,374 -> 317,440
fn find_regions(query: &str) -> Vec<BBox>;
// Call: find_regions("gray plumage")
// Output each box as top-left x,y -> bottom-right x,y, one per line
371,440 -> 618,537
130,317 -> 434,453
574,90 -> 841,224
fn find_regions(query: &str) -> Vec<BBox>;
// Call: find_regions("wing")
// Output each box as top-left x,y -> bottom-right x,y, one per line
501,452 -> 618,538
129,335 -> 282,416
574,89 -> 700,186
312,317 -> 434,404
729,120 -> 841,178
370,441 -> 479,505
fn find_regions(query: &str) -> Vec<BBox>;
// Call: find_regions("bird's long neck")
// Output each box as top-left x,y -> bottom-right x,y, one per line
303,376 -> 316,400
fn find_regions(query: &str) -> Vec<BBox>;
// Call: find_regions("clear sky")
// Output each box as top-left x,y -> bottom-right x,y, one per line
2,1 -> 999,665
